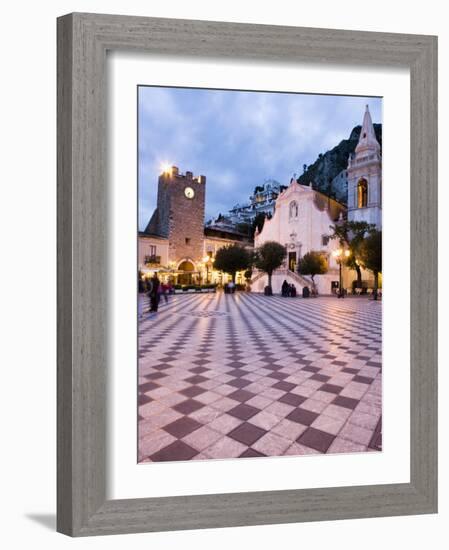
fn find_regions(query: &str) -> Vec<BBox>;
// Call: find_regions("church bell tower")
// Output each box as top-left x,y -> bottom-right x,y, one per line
347,105 -> 382,229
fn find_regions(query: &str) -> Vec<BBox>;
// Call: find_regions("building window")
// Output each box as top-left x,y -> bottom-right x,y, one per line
149,245 -> 156,256
185,238 -> 191,245
289,200 -> 298,220
357,178 -> 368,208
322,235 -> 330,246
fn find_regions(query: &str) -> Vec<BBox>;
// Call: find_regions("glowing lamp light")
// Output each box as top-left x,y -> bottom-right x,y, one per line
203,255 -> 211,263
333,248 -> 350,260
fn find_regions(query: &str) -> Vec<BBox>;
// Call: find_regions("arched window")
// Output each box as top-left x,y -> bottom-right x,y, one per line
289,200 -> 298,220
357,178 -> 368,208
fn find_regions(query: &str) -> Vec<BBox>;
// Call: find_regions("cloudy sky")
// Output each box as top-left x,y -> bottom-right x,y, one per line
138,86 -> 382,229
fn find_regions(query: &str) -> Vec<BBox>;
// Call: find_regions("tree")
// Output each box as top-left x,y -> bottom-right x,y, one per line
244,268 -> 253,281
328,220 -> 376,287
254,241 -> 286,291
213,244 -> 251,283
358,230 -> 382,300
252,212 -> 267,236
298,251 -> 328,293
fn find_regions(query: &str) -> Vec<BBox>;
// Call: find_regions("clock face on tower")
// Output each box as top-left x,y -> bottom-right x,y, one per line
184,186 -> 195,199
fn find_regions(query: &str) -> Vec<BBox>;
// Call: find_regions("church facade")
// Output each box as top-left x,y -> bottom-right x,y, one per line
253,181 -> 347,295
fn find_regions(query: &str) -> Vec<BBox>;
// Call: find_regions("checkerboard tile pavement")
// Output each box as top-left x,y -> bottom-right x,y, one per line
138,292 -> 382,462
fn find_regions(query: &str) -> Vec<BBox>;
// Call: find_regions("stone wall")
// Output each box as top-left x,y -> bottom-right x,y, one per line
146,168 -> 206,267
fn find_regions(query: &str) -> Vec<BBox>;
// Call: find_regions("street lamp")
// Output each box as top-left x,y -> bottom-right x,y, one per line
332,248 -> 350,298
160,163 -> 171,174
202,255 -> 213,284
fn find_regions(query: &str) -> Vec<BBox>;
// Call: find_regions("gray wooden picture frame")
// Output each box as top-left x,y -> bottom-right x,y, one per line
57,12 -> 438,537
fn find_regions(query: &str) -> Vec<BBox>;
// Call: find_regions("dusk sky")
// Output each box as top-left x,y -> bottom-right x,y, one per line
138,86 -> 382,230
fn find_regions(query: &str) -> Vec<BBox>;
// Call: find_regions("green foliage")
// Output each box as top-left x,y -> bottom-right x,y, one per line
298,251 -> 328,282
328,220 -> 376,286
252,212 -> 267,236
358,230 -> 382,274
254,241 -> 286,288
329,220 -> 375,247
213,244 -> 252,282
179,284 -> 217,291
358,230 -> 382,299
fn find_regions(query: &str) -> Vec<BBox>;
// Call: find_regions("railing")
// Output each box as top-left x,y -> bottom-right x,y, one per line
144,255 -> 161,265
286,269 -> 313,288
250,268 -> 312,289
250,271 -> 266,284
348,153 -> 380,167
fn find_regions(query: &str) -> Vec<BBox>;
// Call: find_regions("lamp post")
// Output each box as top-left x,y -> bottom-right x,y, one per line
168,260 -> 177,285
202,255 -> 213,284
332,248 -> 350,298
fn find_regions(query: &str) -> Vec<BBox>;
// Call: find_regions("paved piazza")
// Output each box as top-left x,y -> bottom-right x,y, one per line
138,292 -> 382,462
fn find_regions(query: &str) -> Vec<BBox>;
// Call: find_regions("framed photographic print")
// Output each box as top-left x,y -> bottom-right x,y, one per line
57,13 -> 437,536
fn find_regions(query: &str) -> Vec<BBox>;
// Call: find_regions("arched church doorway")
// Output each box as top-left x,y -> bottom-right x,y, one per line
288,252 -> 297,271
178,260 -> 195,285
357,178 -> 368,208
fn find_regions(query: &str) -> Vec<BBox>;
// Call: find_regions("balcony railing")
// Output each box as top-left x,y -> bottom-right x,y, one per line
144,255 -> 161,265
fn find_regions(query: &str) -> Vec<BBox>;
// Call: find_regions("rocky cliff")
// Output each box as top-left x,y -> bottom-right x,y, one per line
296,124 -> 382,205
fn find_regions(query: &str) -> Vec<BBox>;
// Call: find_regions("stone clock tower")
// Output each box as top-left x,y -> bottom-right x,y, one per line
145,166 -> 206,268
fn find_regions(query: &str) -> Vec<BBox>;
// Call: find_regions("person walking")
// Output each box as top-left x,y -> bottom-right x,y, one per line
161,281 -> 169,304
148,273 -> 161,312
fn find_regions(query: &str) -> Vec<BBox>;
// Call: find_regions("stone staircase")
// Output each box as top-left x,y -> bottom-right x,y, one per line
250,270 -> 266,285
250,268 -> 313,291
285,269 -> 313,288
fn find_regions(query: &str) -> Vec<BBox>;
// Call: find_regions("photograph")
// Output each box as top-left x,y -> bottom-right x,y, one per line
0,0 -> 441,543
137,86 -> 383,462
